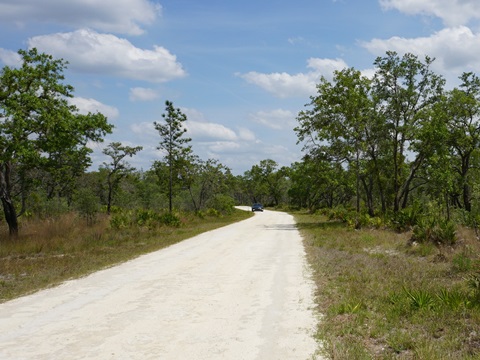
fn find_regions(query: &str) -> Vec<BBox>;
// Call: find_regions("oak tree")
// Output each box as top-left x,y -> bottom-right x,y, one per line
0,48 -> 113,236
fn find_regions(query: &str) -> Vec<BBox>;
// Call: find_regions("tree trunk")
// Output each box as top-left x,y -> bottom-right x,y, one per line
0,183 -> 18,237
0,163 -> 18,237
188,186 -> 198,211
463,182 -> 472,212
1,197 -> 18,236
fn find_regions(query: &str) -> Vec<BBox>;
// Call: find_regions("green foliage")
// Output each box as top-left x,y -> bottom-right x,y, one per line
159,212 -> 181,227
134,209 -> 160,228
207,194 -> 235,214
109,208 -> 182,229
0,48 -> 112,236
27,191 -> 69,218
154,100 -> 192,213
466,272 -> 480,303
436,288 -> 468,310
411,217 -> 457,245
101,142 -> 142,214
403,286 -> 436,310
452,247 -> 474,273
110,212 -> 131,229
391,205 -> 421,232
319,207 -> 384,230
336,301 -> 363,315
74,188 -> 100,226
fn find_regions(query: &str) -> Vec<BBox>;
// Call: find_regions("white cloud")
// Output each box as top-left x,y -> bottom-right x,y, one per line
181,108 -> 254,142
307,58 -> 349,76
239,58 -> 348,98
208,141 -> 242,153
129,87 -> 160,102
237,127 -> 256,142
0,48 -> 21,66
28,28 -> 186,83
0,0 -> 160,35
361,26 -> 480,78
250,109 -> 295,130
186,121 -> 238,141
69,97 -> 119,119
131,121 -> 156,137
380,0 -> 480,27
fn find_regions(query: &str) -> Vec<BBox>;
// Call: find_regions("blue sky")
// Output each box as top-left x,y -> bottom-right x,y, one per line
1,0 -> 480,174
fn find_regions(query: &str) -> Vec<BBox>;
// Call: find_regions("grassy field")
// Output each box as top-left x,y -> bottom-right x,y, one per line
295,211 -> 480,360
0,209 -> 252,303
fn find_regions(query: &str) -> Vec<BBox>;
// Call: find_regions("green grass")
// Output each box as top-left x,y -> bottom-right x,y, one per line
294,211 -> 480,359
0,208 -> 252,303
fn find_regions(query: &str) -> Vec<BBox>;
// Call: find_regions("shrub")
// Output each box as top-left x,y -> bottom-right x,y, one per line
206,208 -> 220,217
466,272 -> 480,304
391,206 -> 420,232
159,212 -> 181,227
135,209 -> 160,228
110,211 -> 131,229
436,288 -> 468,310
403,287 -> 435,310
411,217 -> 456,245
206,194 -> 235,215
74,188 -> 100,225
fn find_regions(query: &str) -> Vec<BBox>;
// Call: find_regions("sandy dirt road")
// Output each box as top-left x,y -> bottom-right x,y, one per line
0,208 -> 320,359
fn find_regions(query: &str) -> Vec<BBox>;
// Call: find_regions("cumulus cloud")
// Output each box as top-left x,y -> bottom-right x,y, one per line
27,29 -> 186,83
250,109 -> 296,130
208,141 -> 243,153
0,48 -> 21,66
237,127 -> 256,141
181,108 -> 253,142
129,87 -> 160,101
69,97 -> 119,119
0,0 -> 160,35
361,26 -> 480,77
185,121 -> 238,141
380,0 -> 480,27
239,58 -> 348,98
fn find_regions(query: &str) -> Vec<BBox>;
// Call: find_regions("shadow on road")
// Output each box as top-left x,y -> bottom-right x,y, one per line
263,224 -> 298,231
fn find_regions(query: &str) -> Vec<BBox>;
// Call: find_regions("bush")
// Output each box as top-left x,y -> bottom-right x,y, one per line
391,206 -> 421,232
159,212 -> 181,227
135,209 -> 160,228
110,211 -> 131,229
206,194 -> 235,215
74,188 -> 100,225
466,272 -> 480,305
411,217 -> 457,245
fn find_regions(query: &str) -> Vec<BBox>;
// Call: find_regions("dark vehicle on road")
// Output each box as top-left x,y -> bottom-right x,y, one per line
252,203 -> 264,212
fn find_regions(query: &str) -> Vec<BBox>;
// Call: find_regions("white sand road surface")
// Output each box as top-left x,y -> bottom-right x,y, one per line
0,208 -> 321,359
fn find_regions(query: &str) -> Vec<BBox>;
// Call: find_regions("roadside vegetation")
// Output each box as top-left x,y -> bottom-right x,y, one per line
0,208 -> 252,302
296,209 -> 480,359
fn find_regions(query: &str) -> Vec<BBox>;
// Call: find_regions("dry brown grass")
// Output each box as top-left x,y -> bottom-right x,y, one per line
0,209 -> 252,302
295,211 -> 480,360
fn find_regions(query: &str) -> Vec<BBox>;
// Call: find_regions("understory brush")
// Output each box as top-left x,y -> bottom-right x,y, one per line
295,211 -> 480,359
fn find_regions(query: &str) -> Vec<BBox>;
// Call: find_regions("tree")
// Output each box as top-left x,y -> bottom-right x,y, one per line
154,101 -> 192,213
0,48 -> 113,236
296,68 -> 374,217
442,73 -> 480,212
101,142 -> 143,214
372,51 -> 444,212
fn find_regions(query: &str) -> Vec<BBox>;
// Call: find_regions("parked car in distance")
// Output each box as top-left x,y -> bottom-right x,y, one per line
252,203 -> 264,212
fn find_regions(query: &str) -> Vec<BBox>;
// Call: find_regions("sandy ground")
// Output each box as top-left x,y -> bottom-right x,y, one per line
0,208 -> 321,359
